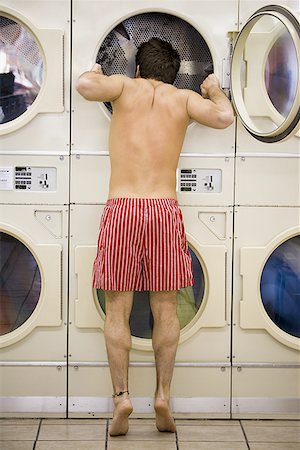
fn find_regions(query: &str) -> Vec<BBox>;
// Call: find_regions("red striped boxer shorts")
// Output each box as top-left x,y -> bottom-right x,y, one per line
92,198 -> 194,291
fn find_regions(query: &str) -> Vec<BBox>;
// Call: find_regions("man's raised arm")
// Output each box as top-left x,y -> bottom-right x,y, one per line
76,63 -> 125,102
187,74 -> 234,129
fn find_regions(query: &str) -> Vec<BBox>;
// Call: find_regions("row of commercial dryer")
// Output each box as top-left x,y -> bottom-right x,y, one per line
0,0 -> 299,418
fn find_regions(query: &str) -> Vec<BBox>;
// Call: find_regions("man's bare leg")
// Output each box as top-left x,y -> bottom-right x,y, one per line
150,290 -> 180,433
104,290 -> 134,436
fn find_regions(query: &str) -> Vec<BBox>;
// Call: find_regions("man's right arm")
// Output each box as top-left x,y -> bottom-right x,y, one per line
76,63 -> 125,102
186,74 -> 234,129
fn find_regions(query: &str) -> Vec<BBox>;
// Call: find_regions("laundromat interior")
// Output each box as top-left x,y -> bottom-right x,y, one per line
0,0 -> 300,431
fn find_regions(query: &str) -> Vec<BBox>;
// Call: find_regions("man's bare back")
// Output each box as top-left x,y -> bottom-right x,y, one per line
109,77 -> 189,198
76,66 -> 234,200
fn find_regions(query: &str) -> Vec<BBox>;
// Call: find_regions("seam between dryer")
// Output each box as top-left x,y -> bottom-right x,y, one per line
229,116 -> 238,418
65,0 -> 73,419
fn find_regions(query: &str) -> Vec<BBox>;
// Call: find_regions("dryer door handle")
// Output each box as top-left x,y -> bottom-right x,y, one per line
36,244 -> 62,326
75,245 -> 102,329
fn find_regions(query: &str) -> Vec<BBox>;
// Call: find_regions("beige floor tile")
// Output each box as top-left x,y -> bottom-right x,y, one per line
38,424 -> 106,441
180,443 -> 249,450
243,425 -> 300,442
128,419 -> 156,425
0,425 -> 39,441
242,420 -> 300,427
249,444 -> 300,450
35,441 -> 105,450
0,443 -> 34,450
108,441 -> 177,450
107,424 -> 176,441
41,418 -> 106,425
177,425 -> 245,442
0,419 -> 40,425
175,419 -> 240,426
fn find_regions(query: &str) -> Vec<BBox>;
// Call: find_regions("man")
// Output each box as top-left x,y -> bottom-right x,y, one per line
76,38 -> 234,437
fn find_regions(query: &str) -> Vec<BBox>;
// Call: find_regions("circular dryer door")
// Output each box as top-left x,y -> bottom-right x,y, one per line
97,12 -> 214,113
260,235 -> 300,339
0,15 -> 44,124
231,5 -> 300,142
0,232 -> 41,336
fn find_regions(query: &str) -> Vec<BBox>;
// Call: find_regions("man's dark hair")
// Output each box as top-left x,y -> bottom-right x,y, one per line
136,38 -> 180,84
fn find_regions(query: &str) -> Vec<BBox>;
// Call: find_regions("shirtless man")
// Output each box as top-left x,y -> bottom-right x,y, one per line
76,38 -> 234,437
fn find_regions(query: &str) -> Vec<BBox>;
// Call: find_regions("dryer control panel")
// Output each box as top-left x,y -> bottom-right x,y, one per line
14,167 -> 57,191
178,169 -> 222,193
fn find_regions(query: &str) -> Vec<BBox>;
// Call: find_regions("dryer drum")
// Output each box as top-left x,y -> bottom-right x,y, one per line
97,12 -> 213,113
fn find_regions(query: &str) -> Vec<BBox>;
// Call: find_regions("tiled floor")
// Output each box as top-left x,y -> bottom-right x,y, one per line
0,418 -> 299,450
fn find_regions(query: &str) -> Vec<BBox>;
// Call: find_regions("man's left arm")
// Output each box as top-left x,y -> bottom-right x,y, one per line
76,64 -> 125,102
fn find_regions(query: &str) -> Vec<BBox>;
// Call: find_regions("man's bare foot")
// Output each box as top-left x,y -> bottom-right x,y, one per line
154,397 -> 176,433
109,395 -> 133,436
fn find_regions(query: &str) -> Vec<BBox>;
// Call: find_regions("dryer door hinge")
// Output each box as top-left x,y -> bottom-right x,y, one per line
221,58 -> 231,90
222,31 -> 239,93
227,31 -> 239,47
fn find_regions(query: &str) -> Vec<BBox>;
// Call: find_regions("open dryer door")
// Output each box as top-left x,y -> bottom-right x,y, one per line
230,4 -> 300,143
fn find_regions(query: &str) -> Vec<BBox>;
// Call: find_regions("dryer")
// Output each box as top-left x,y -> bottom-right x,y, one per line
229,0 -> 300,418
72,0 -> 236,156
69,0 -> 238,417
231,206 -> 300,419
0,155 -> 69,417
71,0 -> 237,210
68,156 -> 234,417
0,0 -> 71,416
0,0 -> 69,155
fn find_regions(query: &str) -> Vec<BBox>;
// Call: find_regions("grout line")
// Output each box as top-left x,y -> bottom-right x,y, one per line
32,418 -> 42,450
239,419 -> 251,450
175,427 -> 180,450
175,419 -> 180,450
105,417 -> 109,450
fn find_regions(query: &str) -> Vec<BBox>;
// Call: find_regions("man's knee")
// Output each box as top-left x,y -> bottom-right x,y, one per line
150,290 -> 178,320
104,290 -> 133,321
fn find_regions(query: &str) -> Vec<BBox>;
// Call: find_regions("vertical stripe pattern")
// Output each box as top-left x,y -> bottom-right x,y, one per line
92,198 -> 194,291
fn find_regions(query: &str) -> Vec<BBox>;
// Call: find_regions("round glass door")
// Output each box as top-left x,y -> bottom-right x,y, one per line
0,232 -> 41,335
96,12 -> 213,113
260,235 -> 300,338
0,16 -> 44,124
231,5 -> 300,142
96,246 -> 205,339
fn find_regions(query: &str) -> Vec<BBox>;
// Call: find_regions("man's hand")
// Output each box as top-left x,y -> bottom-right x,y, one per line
91,63 -> 103,75
76,64 -> 125,102
200,74 -> 220,99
